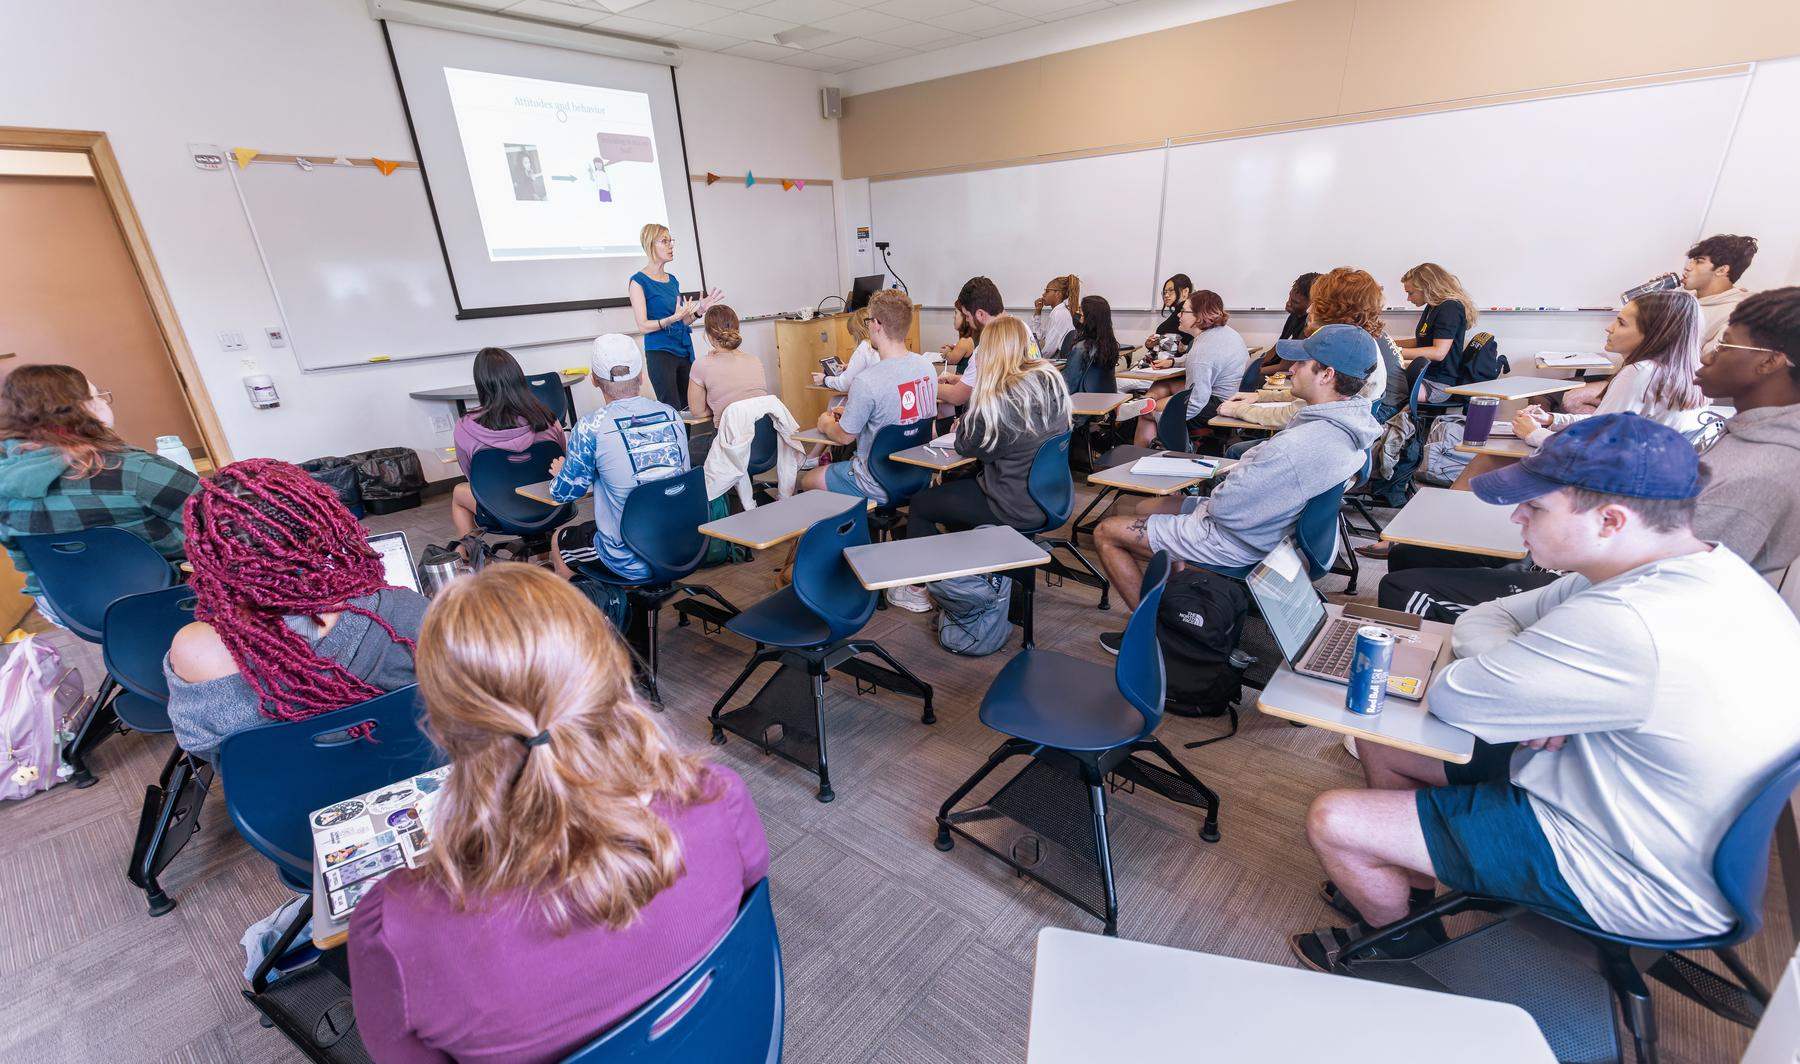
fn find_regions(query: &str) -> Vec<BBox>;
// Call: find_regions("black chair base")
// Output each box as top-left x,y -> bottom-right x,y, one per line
608,581 -> 740,704
1035,536 -> 1110,616
709,639 -> 933,803
935,737 -> 1219,935
243,957 -> 370,1063
127,746 -> 213,916
64,675 -> 121,788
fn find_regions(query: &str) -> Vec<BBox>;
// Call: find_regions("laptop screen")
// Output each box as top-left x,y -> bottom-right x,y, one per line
1245,540 -> 1326,666
367,531 -> 421,595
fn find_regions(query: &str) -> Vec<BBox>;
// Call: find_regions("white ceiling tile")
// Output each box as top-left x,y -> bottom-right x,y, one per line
664,27 -> 741,48
929,4 -> 1021,32
723,39 -> 802,60
699,10 -> 798,37
812,7 -> 907,34
872,0 -> 978,20
595,0 -> 658,10
815,35 -> 903,60
863,20 -> 959,47
505,0 -> 599,24
777,49 -> 859,68
1038,0 -> 1110,17
987,0 -> 1090,14
587,12 -> 681,35
628,0 -> 732,26
690,0 -> 762,8
446,0 -> 517,9
748,0 -> 858,23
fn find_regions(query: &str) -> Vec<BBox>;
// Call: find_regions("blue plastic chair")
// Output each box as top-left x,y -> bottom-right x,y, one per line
470,440 -> 577,559
864,421 -> 933,539
709,500 -> 933,803
573,467 -> 740,702
17,526 -> 178,787
936,552 -> 1219,934
525,371 -> 571,427
218,685 -> 440,993
102,585 -> 208,915
561,880 -> 784,1063
747,414 -> 779,480
1197,480 -> 1348,583
1012,432 -> 1110,645
1339,756 -> 1800,1063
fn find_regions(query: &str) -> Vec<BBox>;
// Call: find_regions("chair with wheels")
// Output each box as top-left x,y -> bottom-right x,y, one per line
709,499 -> 934,803
1331,755 -> 1800,1064
17,526 -> 177,787
469,440 -> 577,561
218,685 -> 441,1058
1075,387 -> 1195,539
102,585 -> 207,916
570,467 -> 740,702
561,879 -> 784,1063
1014,431 -> 1110,647
935,552 -> 1220,935
864,421 -> 933,540
525,371 -> 572,428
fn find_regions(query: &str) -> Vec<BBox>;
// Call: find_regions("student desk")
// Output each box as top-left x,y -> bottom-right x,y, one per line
890,443 -> 974,473
409,370 -> 586,420
700,490 -> 873,552
790,428 -> 839,448
1444,375 -> 1583,419
1208,414 -> 1269,432
515,479 -> 562,506
1028,928 -> 1554,1063
1381,486 -> 1527,559
845,526 -> 1050,644
1256,605 -> 1474,763
1074,454 -> 1237,539
1535,354 -> 1618,379
1069,392 -> 1129,418
1455,437 -> 1533,459
1117,367 -> 1185,382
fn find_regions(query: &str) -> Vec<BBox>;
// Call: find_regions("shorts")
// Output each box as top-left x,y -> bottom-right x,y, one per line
1443,738 -> 1520,786
823,459 -> 864,497
1415,769 -> 1595,928
1185,394 -> 1224,426
555,521 -> 629,583
1142,496 -> 1219,565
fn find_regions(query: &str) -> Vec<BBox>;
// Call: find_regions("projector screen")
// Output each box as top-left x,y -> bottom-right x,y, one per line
383,20 -> 702,317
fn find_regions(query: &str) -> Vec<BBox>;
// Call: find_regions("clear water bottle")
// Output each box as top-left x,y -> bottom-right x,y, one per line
155,435 -> 197,473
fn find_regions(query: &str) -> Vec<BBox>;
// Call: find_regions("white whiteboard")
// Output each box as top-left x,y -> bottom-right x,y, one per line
868,149 -> 1164,309
689,180 -> 840,319
866,74 -> 1749,311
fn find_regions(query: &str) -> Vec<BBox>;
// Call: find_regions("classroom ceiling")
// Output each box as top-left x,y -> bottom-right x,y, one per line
449,0 -> 1154,73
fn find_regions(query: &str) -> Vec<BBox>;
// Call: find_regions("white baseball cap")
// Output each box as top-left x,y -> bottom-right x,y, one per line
592,333 -> 644,382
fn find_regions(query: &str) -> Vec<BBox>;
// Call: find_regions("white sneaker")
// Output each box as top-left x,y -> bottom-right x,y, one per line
885,584 -> 934,613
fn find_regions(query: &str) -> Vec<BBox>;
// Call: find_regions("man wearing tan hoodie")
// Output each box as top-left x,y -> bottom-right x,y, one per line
1682,233 -> 1759,353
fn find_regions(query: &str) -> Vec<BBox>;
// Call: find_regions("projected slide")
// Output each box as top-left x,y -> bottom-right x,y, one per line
443,67 -> 670,262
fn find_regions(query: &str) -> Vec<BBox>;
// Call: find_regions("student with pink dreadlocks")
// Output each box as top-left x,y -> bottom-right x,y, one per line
164,459 -> 427,759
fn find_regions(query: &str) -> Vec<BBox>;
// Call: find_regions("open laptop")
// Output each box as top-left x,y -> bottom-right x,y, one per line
1245,541 -> 1444,701
366,530 -> 421,595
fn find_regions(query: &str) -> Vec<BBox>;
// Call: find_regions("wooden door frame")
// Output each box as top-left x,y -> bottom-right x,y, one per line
0,126 -> 231,466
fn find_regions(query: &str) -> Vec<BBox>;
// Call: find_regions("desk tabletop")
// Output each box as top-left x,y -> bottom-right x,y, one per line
844,525 -> 1048,590
515,479 -> 562,506
1117,367 -> 1185,382
1208,414 -> 1268,431
409,370 -> 586,402
791,428 -> 838,447
1536,355 -> 1617,376
1455,436 -> 1533,459
1028,928 -> 1553,1063
700,490 -> 869,551
1069,391 -> 1129,417
891,443 -> 975,472
1255,606 -> 1473,763
1381,486 -> 1527,559
1443,375 -> 1583,400
1088,454 -> 1236,495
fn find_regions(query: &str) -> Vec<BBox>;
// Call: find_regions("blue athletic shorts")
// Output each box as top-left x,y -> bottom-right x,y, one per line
1415,776 -> 1596,929
823,459 -> 860,495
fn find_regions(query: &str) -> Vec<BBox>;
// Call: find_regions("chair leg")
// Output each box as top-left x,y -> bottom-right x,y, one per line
810,668 -> 833,804
935,738 -> 1033,849
1714,945 -> 1772,1007
64,675 -> 120,789
1138,738 -> 1221,842
1600,945 -> 1659,1064
128,747 -> 191,915
1336,514 -> 1360,596
1087,773 -> 1120,936
1072,487 -> 1116,541
849,640 -> 935,724
643,603 -> 663,705
1018,569 -> 1036,650
708,646 -> 779,743
676,582 -> 742,619
1048,536 -> 1110,611
249,895 -> 314,995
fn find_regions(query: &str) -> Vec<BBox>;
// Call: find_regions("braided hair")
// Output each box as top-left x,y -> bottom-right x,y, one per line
1730,286 -> 1800,384
184,458 -> 414,722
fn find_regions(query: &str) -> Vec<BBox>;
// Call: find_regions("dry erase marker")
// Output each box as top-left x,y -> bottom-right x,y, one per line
369,355 -> 391,363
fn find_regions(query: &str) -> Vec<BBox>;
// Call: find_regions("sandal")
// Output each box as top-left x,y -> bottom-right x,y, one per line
1319,880 -> 1365,925
1289,926 -> 1357,973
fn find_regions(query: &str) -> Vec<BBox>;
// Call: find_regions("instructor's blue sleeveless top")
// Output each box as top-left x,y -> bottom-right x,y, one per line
632,271 -> 694,360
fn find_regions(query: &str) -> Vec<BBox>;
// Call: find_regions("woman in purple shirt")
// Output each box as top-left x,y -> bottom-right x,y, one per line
348,563 -> 769,1063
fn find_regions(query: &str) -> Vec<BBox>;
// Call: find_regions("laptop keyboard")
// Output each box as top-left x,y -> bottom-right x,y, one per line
1301,618 -> 1367,678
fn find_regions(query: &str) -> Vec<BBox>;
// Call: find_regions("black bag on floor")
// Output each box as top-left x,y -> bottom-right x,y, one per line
298,457 -> 363,517
346,447 -> 426,514
1156,568 -> 1249,719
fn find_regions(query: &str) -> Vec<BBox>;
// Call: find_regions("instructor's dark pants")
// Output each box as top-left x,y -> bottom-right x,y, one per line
647,349 -> 691,410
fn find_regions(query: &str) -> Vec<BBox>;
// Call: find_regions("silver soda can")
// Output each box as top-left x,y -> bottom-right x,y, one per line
1346,626 -> 1394,715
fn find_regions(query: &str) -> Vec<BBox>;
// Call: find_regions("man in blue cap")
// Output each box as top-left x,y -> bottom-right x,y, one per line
1295,413 -> 1800,969
1093,324 -> 1381,651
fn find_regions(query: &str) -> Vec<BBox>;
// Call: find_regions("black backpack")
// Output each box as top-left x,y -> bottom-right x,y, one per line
1156,568 -> 1250,724
1456,331 -> 1509,386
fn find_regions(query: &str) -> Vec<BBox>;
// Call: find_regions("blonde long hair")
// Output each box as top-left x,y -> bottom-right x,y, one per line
967,315 -> 1070,451
1402,263 -> 1479,326
415,563 -> 713,932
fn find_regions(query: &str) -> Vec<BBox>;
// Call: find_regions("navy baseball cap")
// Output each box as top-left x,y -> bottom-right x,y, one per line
1472,412 -> 1701,505
1274,324 -> 1378,378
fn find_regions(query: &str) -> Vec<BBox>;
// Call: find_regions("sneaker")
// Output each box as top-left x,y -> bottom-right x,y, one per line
885,584 -> 933,613
1099,631 -> 1124,656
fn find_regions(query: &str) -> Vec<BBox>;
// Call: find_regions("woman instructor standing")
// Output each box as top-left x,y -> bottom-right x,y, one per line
628,223 -> 720,409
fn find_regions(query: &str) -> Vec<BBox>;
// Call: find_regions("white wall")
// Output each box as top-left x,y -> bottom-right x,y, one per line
0,0 -> 838,482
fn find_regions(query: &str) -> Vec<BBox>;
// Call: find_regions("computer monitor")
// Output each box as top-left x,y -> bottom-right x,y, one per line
367,530 -> 421,595
847,273 -> 885,311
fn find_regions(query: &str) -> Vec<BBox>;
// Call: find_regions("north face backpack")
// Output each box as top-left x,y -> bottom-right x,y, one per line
1156,569 -> 1249,721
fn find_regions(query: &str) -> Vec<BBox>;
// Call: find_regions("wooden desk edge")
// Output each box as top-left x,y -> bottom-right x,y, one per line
314,925 -> 349,950
851,551 -> 1049,591
1254,695 -> 1473,764
699,497 -> 877,551
1444,380 -> 1582,398
1085,471 -> 1203,495
892,451 -> 974,470
1378,530 -> 1529,560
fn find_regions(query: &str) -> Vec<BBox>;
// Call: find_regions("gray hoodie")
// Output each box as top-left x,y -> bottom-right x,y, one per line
1695,403 -> 1800,581
1146,396 -> 1381,570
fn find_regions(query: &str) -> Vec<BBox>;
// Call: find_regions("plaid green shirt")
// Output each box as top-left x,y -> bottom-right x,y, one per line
0,443 -> 201,595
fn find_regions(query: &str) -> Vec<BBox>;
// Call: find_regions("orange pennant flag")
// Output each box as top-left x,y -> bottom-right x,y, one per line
705,172 -> 719,185
371,157 -> 402,176
780,178 -> 795,191
231,147 -> 259,169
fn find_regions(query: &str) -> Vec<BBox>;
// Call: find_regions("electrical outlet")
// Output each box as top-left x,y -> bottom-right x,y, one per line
264,327 -> 287,348
217,330 -> 247,352
429,412 -> 453,433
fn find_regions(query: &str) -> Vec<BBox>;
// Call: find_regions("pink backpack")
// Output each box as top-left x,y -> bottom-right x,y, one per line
0,635 -> 85,801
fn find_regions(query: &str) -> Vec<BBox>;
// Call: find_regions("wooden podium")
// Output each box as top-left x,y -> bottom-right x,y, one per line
774,308 -> 923,426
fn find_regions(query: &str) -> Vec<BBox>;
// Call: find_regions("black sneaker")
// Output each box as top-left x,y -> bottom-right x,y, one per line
1099,631 -> 1123,656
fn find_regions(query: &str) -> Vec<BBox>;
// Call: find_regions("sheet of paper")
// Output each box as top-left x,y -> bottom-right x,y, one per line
1130,456 -> 1217,477
1263,539 -> 1304,582
1488,421 -> 1516,437
928,433 -> 957,450
1538,351 -> 1612,367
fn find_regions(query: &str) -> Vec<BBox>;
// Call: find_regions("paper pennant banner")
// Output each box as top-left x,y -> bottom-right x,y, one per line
295,157 -> 314,172
231,147 -> 259,169
794,179 -> 806,191
704,171 -> 719,185
332,156 -> 355,167
780,178 -> 794,191
744,171 -> 755,187
371,157 -> 401,176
